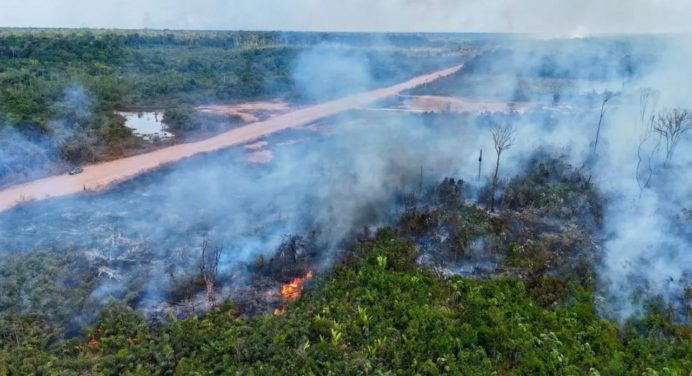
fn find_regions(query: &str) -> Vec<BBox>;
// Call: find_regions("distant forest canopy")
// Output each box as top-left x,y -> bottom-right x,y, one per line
0,30 -> 463,186
0,29 -> 465,124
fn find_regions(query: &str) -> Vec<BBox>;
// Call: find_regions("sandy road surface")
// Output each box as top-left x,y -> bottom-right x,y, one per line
0,64 -> 462,212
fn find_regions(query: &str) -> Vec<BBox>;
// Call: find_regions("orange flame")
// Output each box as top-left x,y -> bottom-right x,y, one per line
274,271 -> 313,315
279,271 -> 313,299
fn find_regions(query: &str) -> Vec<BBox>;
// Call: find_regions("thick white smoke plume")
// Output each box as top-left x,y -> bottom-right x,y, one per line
468,35 -> 692,320
593,37 -> 692,319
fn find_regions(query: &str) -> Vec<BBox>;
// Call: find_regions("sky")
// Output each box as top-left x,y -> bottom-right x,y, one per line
1,0 -> 691,36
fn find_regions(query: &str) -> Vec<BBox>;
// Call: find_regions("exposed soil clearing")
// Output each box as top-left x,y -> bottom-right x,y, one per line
246,150 -> 274,164
196,100 -> 291,122
0,65 -> 462,212
244,141 -> 273,163
244,141 -> 269,150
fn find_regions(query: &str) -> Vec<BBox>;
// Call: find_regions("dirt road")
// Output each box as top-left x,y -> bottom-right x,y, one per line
0,64 -> 462,212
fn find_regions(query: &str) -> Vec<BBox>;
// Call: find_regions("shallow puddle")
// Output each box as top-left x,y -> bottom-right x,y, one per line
118,111 -> 174,140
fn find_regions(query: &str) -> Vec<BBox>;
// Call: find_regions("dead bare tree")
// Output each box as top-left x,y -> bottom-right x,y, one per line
635,88 -> 659,194
489,124 -> 515,213
593,92 -> 615,154
200,239 -> 222,305
477,149 -> 483,181
419,165 -> 423,194
653,108 -> 691,166
639,89 -> 659,127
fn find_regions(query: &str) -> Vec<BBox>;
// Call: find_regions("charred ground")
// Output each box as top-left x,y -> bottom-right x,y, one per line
1,150 -> 690,374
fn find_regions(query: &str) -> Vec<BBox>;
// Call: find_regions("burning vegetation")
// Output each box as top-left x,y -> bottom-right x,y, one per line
279,271 -> 314,300
273,270 -> 314,315
1,145 -> 690,374
0,30 -> 690,375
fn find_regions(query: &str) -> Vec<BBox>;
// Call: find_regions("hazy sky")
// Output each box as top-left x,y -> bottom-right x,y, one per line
2,0 -> 691,35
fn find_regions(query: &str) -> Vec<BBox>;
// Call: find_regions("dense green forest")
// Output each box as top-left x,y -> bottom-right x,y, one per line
2,227 -> 690,375
0,30 -> 464,186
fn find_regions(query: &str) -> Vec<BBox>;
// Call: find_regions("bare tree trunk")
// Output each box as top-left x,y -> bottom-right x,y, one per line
636,89 -> 659,196
205,280 -> 215,305
635,139 -> 646,196
654,108 -> 691,169
200,240 -> 222,306
477,149 -> 482,181
488,124 -> 515,213
490,152 -> 500,213
593,96 -> 610,154
643,137 -> 662,188
419,165 -> 423,194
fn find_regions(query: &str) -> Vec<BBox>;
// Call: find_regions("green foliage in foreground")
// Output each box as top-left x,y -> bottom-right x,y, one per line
1,230 -> 690,375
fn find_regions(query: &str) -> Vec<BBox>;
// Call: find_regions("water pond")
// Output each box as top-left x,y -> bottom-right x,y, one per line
118,111 -> 174,140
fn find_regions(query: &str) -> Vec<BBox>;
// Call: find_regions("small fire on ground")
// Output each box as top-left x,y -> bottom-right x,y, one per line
273,271 -> 313,315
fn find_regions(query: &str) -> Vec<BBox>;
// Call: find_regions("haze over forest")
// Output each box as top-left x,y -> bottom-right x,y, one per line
0,1 -> 690,375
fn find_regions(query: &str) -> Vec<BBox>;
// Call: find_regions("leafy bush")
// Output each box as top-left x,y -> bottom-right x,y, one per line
1,230 -> 690,375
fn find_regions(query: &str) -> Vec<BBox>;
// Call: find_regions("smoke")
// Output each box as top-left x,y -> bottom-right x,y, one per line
0,85 -> 95,186
0,34 -> 690,325
0,84 -> 94,186
0,126 -> 57,186
55,85 -> 94,122
0,111 -> 482,319
465,35 -> 692,320
591,37 -> 692,320
0,42 -> 483,319
410,34 -> 690,320
292,44 -> 372,102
